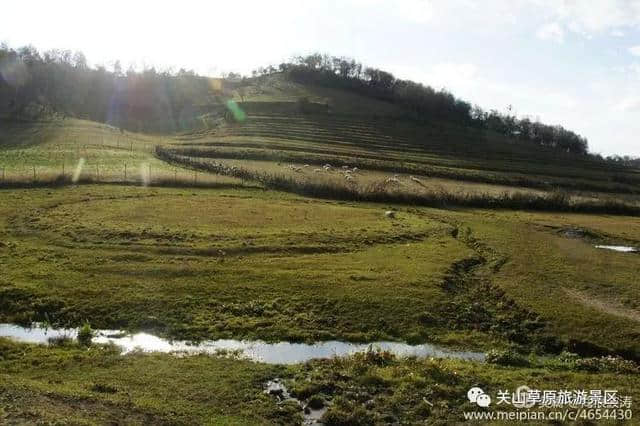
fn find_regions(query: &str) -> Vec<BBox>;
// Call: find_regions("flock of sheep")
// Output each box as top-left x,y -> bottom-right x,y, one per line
278,163 -> 433,220
282,163 -> 425,186
386,174 -> 425,187
284,163 -> 360,181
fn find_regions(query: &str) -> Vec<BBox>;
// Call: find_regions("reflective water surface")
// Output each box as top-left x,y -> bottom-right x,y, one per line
595,245 -> 638,253
0,323 -> 485,364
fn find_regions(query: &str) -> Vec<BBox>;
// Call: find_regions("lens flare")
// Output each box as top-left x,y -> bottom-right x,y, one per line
0,59 -> 29,88
226,100 -> 246,122
72,158 -> 85,183
140,162 -> 150,187
209,78 -> 223,93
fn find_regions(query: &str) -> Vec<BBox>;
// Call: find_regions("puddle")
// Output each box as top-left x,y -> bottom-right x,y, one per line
0,324 -> 485,364
265,378 -> 327,425
595,245 -> 638,253
562,228 -> 589,239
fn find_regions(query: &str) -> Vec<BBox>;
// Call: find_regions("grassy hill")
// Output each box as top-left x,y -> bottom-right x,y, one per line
166,74 -> 640,193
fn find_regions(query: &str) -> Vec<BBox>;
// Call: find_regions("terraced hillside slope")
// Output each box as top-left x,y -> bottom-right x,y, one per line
175,110 -> 640,190
158,80 -> 640,216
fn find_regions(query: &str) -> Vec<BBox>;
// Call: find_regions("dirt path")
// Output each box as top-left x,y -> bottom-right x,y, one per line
565,289 -> 640,323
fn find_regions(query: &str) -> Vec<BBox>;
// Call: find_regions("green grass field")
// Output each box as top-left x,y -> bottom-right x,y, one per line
1,76 -> 640,423
0,119 -> 244,187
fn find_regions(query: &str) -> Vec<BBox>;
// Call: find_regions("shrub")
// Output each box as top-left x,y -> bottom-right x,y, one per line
357,348 -> 395,367
574,355 -> 639,374
533,335 -> 566,354
485,349 -> 529,367
546,352 -> 639,374
90,382 -> 118,393
77,322 -> 93,346
291,381 -> 334,400
307,394 -> 325,410
417,311 -> 437,325
47,335 -> 74,347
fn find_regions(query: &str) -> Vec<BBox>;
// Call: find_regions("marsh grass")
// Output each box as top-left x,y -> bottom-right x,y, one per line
2,335 -> 638,424
288,350 -> 640,424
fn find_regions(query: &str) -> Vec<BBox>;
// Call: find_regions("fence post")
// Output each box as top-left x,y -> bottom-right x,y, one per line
33,166 -> 36,181
1,167 -> 4,182
124,163 -> 127,180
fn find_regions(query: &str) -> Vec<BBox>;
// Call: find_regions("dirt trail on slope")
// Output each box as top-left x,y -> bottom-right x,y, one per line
565,289 -> 640,323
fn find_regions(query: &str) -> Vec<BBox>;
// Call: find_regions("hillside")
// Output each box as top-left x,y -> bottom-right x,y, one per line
179,78 -> 640,194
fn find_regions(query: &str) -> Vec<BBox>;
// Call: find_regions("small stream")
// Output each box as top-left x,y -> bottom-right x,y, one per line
0,323 -> 485,364
595,245 -> 638,253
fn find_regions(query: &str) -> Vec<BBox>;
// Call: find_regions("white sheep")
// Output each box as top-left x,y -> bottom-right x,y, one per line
385,177 -> 399,184
345,174 -> 354,181
313,168 -> 323,173
341,165 -> 350,170
410,176 -> 421,183
385,210 -> 396,218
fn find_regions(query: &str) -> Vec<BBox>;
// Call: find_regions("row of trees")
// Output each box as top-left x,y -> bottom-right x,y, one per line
264,54 -> 589,155
0,44 -> 216,132
602,155 -> 640,168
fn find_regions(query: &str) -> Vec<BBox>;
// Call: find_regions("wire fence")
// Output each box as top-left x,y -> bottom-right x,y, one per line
0,161 -> 257,189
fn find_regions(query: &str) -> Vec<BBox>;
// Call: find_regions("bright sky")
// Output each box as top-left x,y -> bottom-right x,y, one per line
2,0 -> 640,156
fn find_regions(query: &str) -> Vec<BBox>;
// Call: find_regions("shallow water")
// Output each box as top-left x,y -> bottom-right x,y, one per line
265,378 -> 327,424
0,324 -> 485,364
595,245 -> 638,253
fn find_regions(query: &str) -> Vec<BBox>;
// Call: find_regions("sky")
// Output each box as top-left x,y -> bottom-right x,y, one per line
2,0 -> 640,156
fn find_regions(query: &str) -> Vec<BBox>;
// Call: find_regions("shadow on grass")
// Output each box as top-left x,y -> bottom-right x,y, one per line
0,173 -> 260,191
